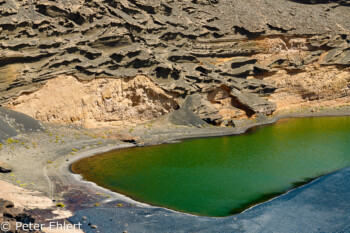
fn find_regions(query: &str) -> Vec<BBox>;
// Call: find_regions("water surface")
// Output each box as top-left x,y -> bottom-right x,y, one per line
72,117 -> 350,217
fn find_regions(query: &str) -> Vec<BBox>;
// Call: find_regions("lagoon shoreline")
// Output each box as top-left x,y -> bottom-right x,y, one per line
1,106 -> 350,232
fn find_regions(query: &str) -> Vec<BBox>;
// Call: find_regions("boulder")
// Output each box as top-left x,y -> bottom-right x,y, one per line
0,161 -> 13,173
182,94 -> 223,124
230,91 -> 276,116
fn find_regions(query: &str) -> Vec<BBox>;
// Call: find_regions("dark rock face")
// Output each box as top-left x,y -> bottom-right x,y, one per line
0,0 -> 349,125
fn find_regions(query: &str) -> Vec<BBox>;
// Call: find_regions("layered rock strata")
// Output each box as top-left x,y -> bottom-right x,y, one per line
0,0 -> 349,126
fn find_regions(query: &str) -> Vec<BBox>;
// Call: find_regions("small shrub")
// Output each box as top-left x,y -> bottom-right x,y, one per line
6,138 -> 14,144
56,203 -> 65,208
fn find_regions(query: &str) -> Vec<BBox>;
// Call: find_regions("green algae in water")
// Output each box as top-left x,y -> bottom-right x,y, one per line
72,117 -> 350,217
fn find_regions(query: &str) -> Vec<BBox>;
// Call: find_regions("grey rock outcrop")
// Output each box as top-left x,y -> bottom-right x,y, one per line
182,94 -> 224,125
230,91 -> 276,116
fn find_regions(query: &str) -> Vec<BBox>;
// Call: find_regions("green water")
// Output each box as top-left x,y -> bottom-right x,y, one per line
72,117 -> 350,217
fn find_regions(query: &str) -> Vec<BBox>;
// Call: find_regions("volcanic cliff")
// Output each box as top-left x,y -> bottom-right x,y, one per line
0,0 -> 349,127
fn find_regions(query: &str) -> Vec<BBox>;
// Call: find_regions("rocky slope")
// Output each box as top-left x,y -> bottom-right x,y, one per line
0,107 -> 43,141
0,0 -> 349,127
0,199 -> 43,233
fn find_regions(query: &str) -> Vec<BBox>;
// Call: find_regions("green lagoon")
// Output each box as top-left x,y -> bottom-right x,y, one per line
72,117 -> 350,217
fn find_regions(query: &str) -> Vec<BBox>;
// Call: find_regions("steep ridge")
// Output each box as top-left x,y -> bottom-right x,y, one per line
0,0 -> 349,127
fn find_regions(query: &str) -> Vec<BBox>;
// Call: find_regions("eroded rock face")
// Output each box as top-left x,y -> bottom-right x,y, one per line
0,0 -> 349,126
6,75 -> 179,128
266,65 -> 350,111
173,87 -> 273,127
182,94 -> 225,125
